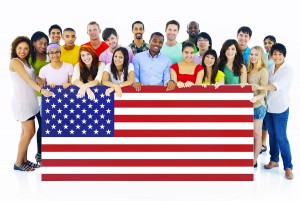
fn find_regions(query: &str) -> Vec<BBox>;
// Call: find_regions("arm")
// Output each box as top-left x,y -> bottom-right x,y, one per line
240,64 -> 247,87
195,69 -> 204,85
132,56 -> 141,91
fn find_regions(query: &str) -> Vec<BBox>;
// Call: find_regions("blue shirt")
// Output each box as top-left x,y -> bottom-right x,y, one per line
133,50 -> 172,85
243,46 -> 250,66
266,52 -> 274,69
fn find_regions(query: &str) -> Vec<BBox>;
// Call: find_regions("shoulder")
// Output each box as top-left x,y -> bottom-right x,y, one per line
9,58 -> 23,71
170,63 -> 179,70
196,64 -> 204,71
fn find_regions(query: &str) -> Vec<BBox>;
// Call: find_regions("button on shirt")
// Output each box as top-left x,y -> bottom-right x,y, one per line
133,50 -> 172,85
267,62 -> 293,113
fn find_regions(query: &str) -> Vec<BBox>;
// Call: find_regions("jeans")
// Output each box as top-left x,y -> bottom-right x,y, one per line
265,108 -> 293,170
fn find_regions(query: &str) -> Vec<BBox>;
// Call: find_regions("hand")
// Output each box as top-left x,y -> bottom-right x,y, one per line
252,84 -> 260,91
184,81 -> 194,88
105,87 -> 115,96
50,83 -> 56,88
214,82 -> 222,89
77,86 -> 87,98
201,84 -> 207,88
114,85 -> 123,98
86,88 -> 95,100
177,81 -> 185,88
133,82 -> 141,91
41,89 -> 53,97
240,82 -> 248,88
250,96 -> 259,103
166,80 -> 176,91
62,83 -> 70,89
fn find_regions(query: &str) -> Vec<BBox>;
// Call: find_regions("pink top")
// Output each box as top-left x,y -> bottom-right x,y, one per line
99,46 -> 134,65
171,63 -> 203,83
39,62 -> 73,85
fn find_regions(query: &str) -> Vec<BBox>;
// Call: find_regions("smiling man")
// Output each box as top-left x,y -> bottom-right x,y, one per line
132,32 -> 175,91
182,21 -> 200,53
60,28 -> 80,66
237,26 -> 252,65
48,24 -> 62,44
129,21 -> 149,55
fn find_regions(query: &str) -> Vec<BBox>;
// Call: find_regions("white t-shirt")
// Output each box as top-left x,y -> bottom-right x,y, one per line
104,63 -> 134,84
72,62 -> 105,84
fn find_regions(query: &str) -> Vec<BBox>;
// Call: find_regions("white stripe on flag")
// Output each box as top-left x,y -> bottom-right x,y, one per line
43,137 -> 253,144
115,93 -> 253,100
43,152 -> 253,159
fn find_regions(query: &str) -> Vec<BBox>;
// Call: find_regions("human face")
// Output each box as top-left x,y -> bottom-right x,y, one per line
48,48 -> 61,62
62,31 -> 76,48
132,23 -> 144,40
182,46 -> 194,62
225,44 -> 237,60
87,24 -> 100,40
204,54 -> 216,68
113,50 -> 124,68
165,24 -> 179,41
80,50 -> 93,66
271,50 -> 285,66
149,34 -> 164,56
197,37 -> 210,51
187,22 -> 199,38
105,34 -> 119,50
49,28 -> 61,44
33,37 -> 47,54
237,31 -> 250,47
264,38 -> 275,53
16,41 -> 30,61
250,48 -> 259,64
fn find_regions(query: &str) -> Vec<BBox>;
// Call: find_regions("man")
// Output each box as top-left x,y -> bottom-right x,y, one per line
161,20 -> 183,64
82,21 -> 109,56
133,32 -> 176,91
48,24 -> 62,44
182,21 -> 200,53
129,21 -> 149,55
100,28 -> 134,64
60,28 -> 80,66
237,26 -> 252,65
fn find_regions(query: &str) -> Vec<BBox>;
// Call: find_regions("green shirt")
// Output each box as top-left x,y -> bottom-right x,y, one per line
161,42 -> 184,64
29,56 -> 49,96
223,65 -> 240,84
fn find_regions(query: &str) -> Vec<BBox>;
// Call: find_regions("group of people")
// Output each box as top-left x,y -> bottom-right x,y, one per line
9,20 -> 293,180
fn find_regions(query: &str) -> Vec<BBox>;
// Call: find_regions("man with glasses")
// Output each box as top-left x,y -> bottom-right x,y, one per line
193,32 -> 212,65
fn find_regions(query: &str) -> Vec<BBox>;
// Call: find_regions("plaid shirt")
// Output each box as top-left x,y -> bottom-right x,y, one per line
129,40 -> 150,55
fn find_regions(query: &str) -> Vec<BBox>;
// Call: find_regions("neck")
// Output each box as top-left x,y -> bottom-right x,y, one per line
133,38 -> 144,47
149,50 -> 159,58
166,40 -> 177,47
199,49 -> 206,56
109,45 -> 120,53
36,52 -> 46,60
240,45 -> 247,51
227,58 -> 234,65
64,44 -> 75,50
51,61 -> 62,68
188,36 -> 195,44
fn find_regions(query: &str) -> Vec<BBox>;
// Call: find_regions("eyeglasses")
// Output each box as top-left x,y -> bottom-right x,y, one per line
198,39 -> 208,43
48,51 -> 60,55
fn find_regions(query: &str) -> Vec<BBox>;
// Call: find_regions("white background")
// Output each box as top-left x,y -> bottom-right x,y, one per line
0,0 -> 299,200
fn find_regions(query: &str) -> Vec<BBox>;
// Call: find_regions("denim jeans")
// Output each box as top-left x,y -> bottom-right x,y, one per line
265,108 -> 293,170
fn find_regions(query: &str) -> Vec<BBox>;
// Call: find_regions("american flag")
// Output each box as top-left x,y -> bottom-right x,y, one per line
42,85 -> 254,181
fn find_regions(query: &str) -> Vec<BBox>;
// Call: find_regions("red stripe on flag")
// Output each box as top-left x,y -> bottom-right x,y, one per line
115,100 -> 253,108
42,174 -> 254,181
43,159 -> 252,167
115,115 -> 253,122
114,130 -> 253,137
42,144 -> 253,152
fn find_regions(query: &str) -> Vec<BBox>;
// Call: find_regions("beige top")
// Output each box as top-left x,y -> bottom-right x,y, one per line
247,68 -> 268,108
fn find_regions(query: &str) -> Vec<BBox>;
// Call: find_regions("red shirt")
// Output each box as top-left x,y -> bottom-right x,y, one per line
82,41 -> 109,56
171,63 -> 204,83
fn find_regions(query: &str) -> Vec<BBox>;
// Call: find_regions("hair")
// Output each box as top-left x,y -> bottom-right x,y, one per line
132,21 -> 145,30
30,31 -> 49,64
165,20 -> 180,30
87,21 -> 100,29
237,26 -> 252,37
10,36 -> 32,62
111,47 -> 130,81
270,43 -> 287,57
63,27 -> 76,33
182,41 -> 194,52
218,39 -> 244,76
48,24 -> 62,34
195,32 -> 212,50
102,27 -> 118,41
150,32 -> 164,41
247,46 -> 267,73
78,45 -> 99,83
264,35 -> 276,43
202,49 -> 219,84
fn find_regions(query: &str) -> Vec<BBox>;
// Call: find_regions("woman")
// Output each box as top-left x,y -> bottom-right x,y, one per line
9,36 -> 52,171
218,39 -> 247,86
252,43 -> 293,180
102,47 -> 134,97
193,32 -> 212,65
201,49 -> 225,89
29,31 -> 50,165
38,43 -> 73,89
72,45 -> 105,100
247,46 -> 268,167
170,42 -> 204,88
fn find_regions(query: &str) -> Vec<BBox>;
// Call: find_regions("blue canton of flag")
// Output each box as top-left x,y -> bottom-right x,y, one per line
42,86 -> 114,137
